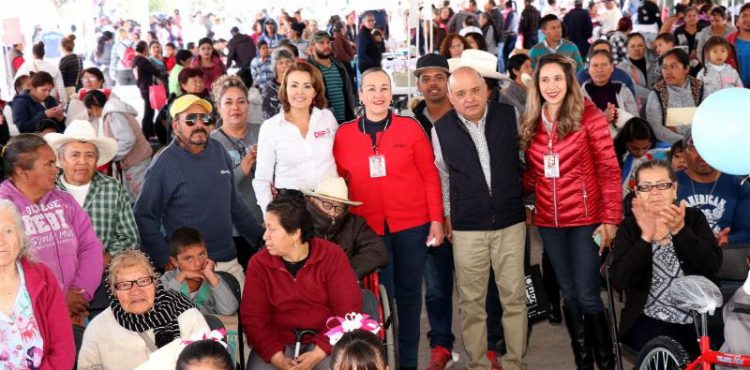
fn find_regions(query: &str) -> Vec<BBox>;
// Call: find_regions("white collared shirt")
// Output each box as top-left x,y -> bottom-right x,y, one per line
253,107 -> 339,214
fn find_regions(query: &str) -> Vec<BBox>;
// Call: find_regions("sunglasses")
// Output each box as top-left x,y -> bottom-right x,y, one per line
181,113 -> 215,127
636,182 -> 674,192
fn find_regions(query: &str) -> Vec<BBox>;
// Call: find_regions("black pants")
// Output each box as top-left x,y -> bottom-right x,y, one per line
237,67 -> 254,89
625,314 -> 699,355
141,92 -> 156,139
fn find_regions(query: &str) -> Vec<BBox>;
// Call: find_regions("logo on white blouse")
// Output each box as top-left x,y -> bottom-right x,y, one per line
314,129 -> 333,139
220,170 -> 231,175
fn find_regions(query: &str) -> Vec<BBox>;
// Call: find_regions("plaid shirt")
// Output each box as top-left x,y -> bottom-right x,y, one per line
57,172 -> 140,255
250,56 -> 274,87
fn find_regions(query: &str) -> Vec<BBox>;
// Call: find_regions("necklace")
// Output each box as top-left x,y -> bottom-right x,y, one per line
689,173 -> 720,199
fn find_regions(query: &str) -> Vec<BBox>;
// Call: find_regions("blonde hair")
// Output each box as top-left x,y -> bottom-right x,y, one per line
520,54 -> 584,150
108,250 -> 157,292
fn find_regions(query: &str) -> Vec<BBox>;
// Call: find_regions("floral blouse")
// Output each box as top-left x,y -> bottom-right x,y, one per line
0,262 -> 44,370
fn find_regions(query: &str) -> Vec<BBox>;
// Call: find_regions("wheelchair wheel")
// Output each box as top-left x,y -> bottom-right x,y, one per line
635,336 -> 690,370
379,284 -> 398,369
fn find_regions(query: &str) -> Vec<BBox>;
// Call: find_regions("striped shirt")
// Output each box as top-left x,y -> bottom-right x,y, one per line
529,39 -> 585,73
316,62 -> 347,123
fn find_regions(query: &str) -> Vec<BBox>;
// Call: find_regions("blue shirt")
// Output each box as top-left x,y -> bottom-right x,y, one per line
735,38 -> 750,87
676,171 -> 750,244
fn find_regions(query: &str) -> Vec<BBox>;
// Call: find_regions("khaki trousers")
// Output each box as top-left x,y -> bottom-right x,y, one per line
216,258 -> 245,296
453,222 -> 528,370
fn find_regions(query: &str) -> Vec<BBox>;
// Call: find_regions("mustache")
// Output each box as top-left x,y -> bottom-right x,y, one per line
191,128 -> 208,136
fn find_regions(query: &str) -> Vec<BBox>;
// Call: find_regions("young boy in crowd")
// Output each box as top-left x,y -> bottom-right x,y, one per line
161,227 -> 239,316
651,32 -> 676,82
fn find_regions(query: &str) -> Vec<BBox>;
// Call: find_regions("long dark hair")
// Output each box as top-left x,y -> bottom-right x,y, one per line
614,117 -> 657,166
479,12 -> 500,45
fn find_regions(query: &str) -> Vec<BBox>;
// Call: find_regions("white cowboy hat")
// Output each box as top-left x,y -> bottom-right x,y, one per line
45,120 -> 118,166
301,177 -> 363,206
451,49 -> 510,81
458,26 -> 483,38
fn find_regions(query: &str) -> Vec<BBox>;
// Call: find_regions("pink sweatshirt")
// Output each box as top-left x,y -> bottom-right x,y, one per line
0,180 -> 104,300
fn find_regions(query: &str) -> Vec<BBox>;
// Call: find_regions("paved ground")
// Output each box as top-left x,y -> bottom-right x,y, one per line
414,226 -> 637,369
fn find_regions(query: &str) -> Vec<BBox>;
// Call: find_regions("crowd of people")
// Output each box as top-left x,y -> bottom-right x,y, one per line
0,0 -> 749,369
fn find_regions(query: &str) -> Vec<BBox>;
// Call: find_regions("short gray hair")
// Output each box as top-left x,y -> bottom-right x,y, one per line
271,48 -> 296,78
108,250 -> 157,292
0,199 -> 31,261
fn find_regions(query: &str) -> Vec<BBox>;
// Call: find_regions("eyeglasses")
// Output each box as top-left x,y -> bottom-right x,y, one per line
318,199 -> 348,213
636,182 -> 674,192
114,276 -> 156,291
181,113 -> 215,127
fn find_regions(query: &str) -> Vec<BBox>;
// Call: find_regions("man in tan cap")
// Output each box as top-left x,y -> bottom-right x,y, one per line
134,95 -> 264,287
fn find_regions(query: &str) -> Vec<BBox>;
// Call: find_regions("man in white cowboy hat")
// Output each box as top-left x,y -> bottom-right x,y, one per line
134,94 -> 264,288
432,66 -> 528,370
301,177 -> 387,279
46,119 -> 141,318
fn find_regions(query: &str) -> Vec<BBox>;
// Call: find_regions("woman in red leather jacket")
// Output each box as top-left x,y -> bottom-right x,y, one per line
520,54 -> 622,370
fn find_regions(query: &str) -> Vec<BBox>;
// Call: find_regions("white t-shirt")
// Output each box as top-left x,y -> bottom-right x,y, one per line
60,177 -> 92,207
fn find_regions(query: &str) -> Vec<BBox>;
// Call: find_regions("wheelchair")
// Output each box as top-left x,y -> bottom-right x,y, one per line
604,244 -> 750,370
361,271 -> 399,369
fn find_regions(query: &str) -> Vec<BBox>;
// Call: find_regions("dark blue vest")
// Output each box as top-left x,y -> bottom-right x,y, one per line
433,102 -> 525,231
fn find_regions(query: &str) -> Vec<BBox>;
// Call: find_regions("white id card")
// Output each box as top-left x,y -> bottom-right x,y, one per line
369,155 -> 386,178
544,154 -> 560,178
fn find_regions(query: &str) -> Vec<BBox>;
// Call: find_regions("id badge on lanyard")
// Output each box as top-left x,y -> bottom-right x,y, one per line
544,122 -> 560,179
369,155 -> 386,178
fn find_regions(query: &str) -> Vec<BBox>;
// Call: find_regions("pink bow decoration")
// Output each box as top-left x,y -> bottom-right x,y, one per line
181,328 -> 228,349
324,312 -> 381,345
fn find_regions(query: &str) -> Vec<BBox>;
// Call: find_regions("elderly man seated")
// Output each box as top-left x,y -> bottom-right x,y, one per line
676,129 -> 750,246
45,119 -> 141,318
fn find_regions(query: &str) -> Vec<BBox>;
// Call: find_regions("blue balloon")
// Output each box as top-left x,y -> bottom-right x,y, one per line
692,88 -> 750,176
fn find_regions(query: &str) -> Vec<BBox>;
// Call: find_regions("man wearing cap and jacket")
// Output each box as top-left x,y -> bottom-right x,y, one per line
308,31 -> 357,124
432,66 -> 528,370
134,95 -> 264,288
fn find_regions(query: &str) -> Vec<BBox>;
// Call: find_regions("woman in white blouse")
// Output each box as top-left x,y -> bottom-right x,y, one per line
253,61 -> 338,214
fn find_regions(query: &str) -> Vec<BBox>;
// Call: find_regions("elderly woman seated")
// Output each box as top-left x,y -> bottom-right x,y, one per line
0,199 -> 75,369
301,177 -> 388,279
78,250 -> 209,370
611,159 -> 722,354
241,196 -> 363,370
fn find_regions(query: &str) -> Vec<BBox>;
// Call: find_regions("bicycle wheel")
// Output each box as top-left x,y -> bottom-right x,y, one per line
635,336 -> 690,370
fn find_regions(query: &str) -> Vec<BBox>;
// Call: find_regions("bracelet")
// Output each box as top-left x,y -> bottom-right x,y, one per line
653,233 -> 672,243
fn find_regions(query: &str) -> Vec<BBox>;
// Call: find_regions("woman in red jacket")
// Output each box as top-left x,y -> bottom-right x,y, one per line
0,199 -> 75,369
241,196 -> 362,370
191,37 -> 226,94
333,68 -> 444,369
520,54 -> 622,370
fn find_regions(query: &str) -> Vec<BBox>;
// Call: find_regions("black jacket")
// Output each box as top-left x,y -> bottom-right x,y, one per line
226,34 -> 256,69
307,203 -> 389,279
433,102 -> 525,231
356,28 -> 383,73
519,6 -> 541,38
133,55 -> 167,95
611,207 -> 722,338
308,57 -> 357,123
563,8 -> 594,57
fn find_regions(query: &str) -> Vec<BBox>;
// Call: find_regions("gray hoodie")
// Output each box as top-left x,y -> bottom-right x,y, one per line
101,96 -> 140,161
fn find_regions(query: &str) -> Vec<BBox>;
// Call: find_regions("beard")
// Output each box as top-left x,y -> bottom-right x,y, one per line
315,49 -> 331,60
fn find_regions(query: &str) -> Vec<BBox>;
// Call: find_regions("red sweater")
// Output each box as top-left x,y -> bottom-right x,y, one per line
522,100 -> 622,227
241,238 -> 362,362
21,257 -> 76,370
334,114 -> 443,235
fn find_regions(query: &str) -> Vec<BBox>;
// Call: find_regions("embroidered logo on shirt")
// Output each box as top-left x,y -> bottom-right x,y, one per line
220,170 -> 231,175
314,129 -> 333,139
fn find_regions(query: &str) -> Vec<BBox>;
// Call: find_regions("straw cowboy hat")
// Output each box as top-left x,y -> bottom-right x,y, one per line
449,49 -> 510,81
301,177 -> 363,206
45,119 -> 118,166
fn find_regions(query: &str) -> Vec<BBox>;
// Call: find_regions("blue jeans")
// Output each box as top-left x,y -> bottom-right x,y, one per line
379,223 -> 430,368
497,42 -> 506,72
537,225 -> 605,313
424,240 -> 456,350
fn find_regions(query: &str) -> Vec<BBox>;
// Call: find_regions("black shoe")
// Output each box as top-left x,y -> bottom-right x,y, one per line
548,303 -> 562,324
563,306 -> 595,370
584,312 -> 616,370
400,367 -> 417,370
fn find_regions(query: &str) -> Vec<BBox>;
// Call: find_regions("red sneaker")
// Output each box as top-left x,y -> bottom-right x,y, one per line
427,346 -> 453,370
487,350 -> 503,370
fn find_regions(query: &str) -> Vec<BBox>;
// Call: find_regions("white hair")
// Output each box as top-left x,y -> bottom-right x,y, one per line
0,199 -> 32,261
